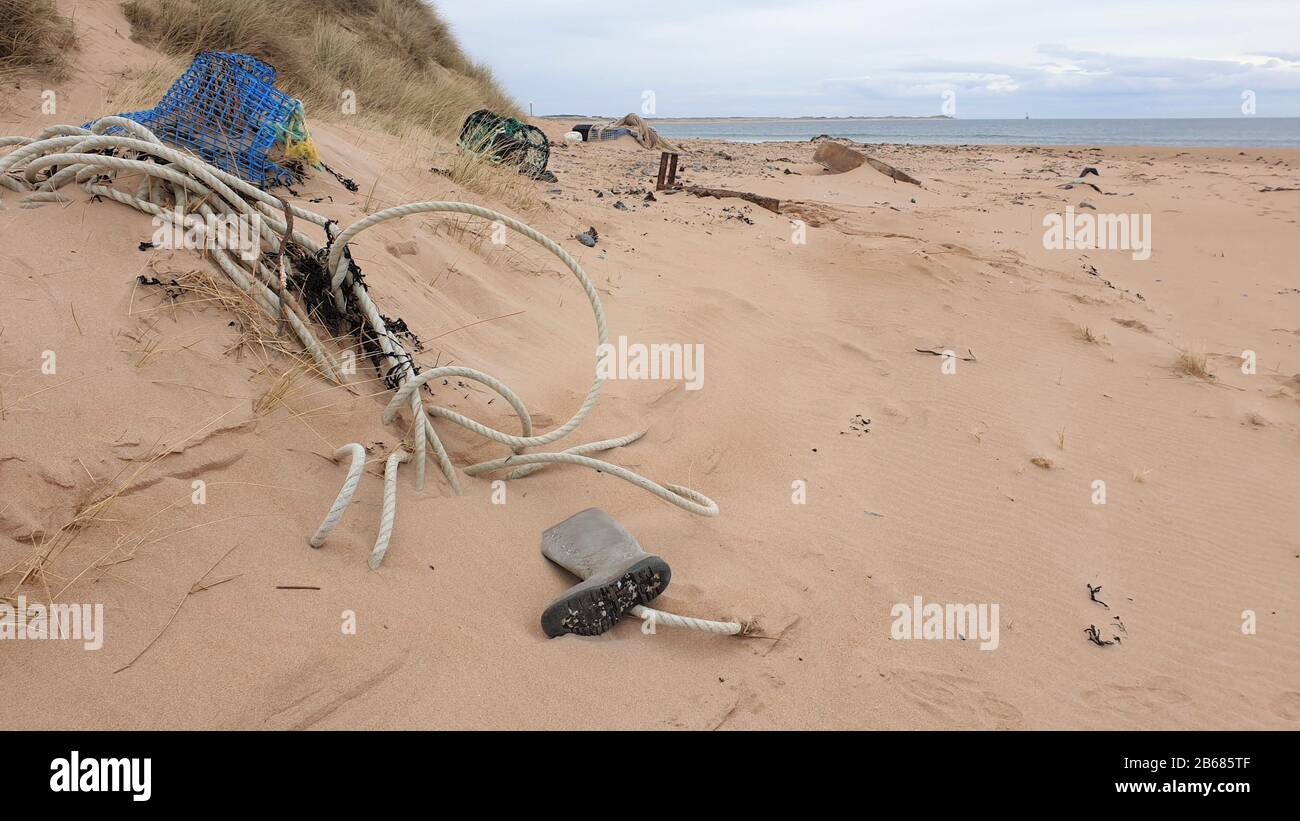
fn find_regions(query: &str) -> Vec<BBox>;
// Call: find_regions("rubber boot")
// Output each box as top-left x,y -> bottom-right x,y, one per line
540,508 -> 671,638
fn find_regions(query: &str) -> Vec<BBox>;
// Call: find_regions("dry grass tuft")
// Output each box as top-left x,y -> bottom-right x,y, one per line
133,333 -> 166,367
119,0 -> 542,209
3,408 -> 241,599
1075,324 -> 1104,345
120,0 -> 520,142
0,0 -> 77,80
1030,456 -> 1054,470
1173,347 -> 1213,380
443,144 -> 543,213
152,269 -> 284,362
253,369 -> 299,415
138,269 -> 341,398
98,55 -> 189,116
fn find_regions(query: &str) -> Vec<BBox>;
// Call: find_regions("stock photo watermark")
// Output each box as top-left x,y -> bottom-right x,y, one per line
596,336 -> 704,390
50,751 -> 151,802
1042,206 -> 1152,261
150,208 -> 263,262
891,596 -> 1000,650
0,596 -> 104,650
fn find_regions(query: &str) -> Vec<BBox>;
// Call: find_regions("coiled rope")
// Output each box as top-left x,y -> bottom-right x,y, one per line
1,118 -> 735,634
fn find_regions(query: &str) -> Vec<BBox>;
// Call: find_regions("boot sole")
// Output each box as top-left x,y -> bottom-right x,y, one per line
540,556 -> 671,638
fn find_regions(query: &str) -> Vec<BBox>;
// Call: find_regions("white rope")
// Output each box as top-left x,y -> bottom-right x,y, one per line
464,452 -> 718,517
369,449 -> 409,570
309,443 -> 366,548
0,120 -> 737,630
0,122 -> 715,514
629,605 -> 743,635
504,430 -> 644,479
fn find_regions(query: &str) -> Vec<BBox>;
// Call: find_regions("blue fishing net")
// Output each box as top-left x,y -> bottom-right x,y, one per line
102,51 -> 300,187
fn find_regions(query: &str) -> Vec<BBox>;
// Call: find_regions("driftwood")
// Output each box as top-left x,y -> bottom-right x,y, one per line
864,156 -> 922,186
686,186 -> 781,214
812,141 -> 922,186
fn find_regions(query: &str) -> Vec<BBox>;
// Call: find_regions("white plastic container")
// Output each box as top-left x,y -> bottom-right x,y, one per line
562,131 -> 583,145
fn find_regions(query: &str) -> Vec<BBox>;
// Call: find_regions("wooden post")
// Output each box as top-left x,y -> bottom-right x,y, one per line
656,151 -> 680,191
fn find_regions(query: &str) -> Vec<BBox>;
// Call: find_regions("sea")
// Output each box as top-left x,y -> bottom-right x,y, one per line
649,118 -> 1300,148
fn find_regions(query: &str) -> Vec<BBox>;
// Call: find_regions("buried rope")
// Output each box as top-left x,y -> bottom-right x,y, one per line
309,444 -> 367,548
369,448 -> 410,570
1,119 -> 736,634
629,605 -> 743,636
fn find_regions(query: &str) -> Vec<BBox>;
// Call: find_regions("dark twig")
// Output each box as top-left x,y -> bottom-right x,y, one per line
914,347 -> 977,362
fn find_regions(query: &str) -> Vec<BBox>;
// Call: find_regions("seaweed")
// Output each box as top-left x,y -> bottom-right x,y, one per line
290,227 -> 422,390
321,162 -> 359,193
136,274 -> 182,300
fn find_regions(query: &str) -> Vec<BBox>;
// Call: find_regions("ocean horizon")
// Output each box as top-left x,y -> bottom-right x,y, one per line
635,117 -> 1300,147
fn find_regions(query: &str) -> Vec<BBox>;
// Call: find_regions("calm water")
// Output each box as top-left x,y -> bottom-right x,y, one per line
650,118 -> 1300,148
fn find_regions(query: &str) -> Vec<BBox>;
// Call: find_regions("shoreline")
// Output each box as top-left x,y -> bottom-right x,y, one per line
642,137 -> 1300,149
552,130 -> 1300,152
538,115 -> 1300,122
534,115 -> 1300,149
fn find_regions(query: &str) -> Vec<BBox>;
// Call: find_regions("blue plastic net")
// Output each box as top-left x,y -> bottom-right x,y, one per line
102,51 -> 300,187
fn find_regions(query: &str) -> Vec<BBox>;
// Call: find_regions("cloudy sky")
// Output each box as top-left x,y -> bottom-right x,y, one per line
436,0 -> 1300,118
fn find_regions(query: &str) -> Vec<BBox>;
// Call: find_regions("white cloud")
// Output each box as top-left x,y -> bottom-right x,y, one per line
433,0 -> 1300,116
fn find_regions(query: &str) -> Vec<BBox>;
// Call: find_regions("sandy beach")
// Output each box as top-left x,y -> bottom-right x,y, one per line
1,2 -> 1298,731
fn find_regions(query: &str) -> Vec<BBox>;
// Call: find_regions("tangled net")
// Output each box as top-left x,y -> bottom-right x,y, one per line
457,109 -> 550,180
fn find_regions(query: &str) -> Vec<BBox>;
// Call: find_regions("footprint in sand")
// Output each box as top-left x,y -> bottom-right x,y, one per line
1081,678 -> 1190,716
885,669 -> 1025,729
700,445 -> 724,476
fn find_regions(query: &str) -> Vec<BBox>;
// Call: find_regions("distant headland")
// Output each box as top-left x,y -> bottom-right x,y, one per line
538,115 -> 956,122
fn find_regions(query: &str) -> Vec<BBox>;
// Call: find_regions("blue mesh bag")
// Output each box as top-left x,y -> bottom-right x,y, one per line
102,51 -> 301,187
